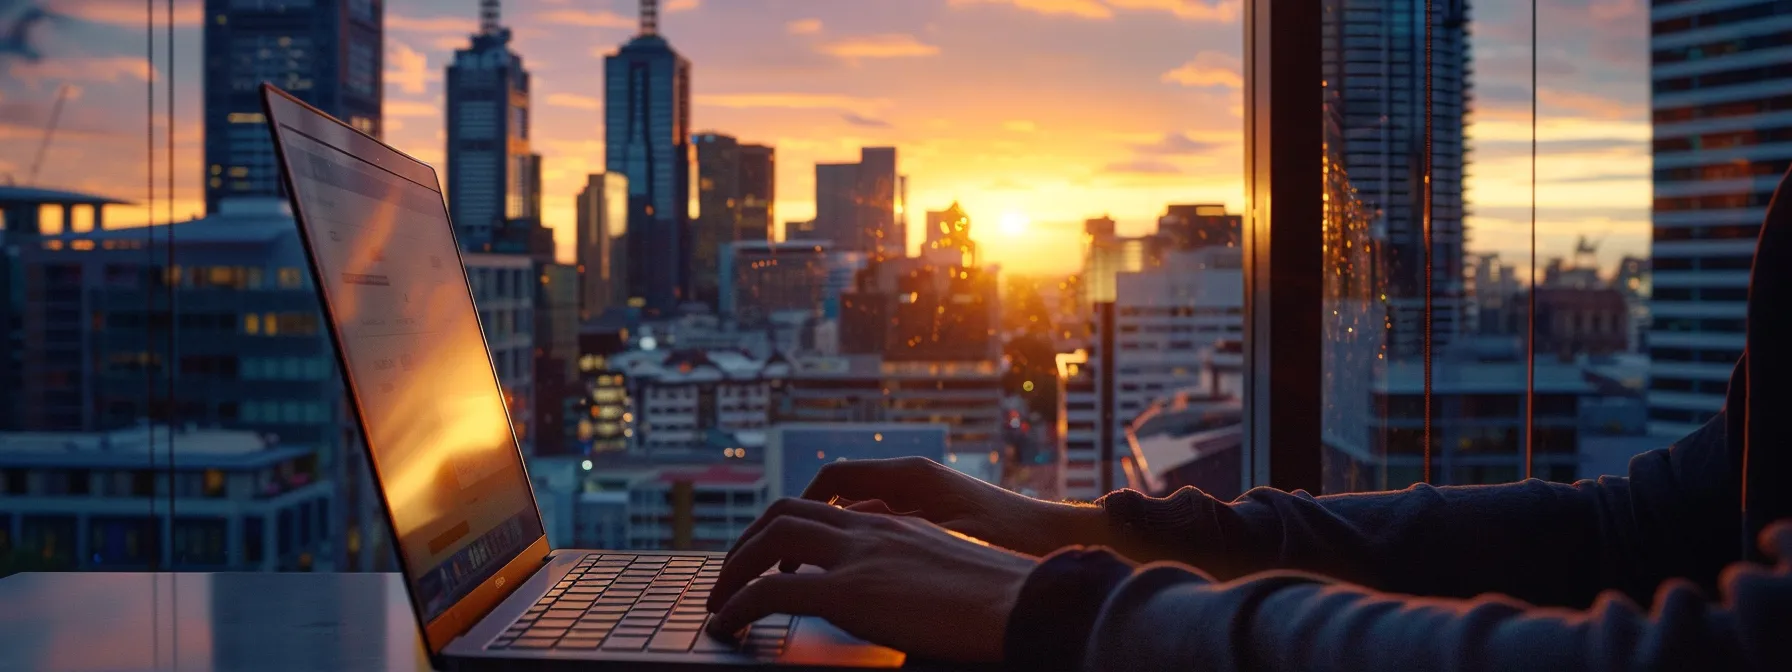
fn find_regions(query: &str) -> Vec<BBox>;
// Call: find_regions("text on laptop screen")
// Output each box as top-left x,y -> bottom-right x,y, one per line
274,121 -> 544,622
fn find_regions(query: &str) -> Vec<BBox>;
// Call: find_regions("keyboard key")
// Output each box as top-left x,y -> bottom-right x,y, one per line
666,613 -> 708,623
648,630 -> 699,652
628,609 -> 670,620
692,635 -> 738,653
556,636 -> 603,650
662,620 -> 704,631
588,605 -> 629,614
613,626 -> 657,638
533,618 -> 576,629
601,636 -> 649,651
620,617 -> 662,629
546,609 -> 584,620
526,627 -> 569,639
511,637 -> 558,649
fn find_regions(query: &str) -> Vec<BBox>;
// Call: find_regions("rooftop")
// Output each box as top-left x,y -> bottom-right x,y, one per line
0,425 -> 313,469
0,185 -> 129,207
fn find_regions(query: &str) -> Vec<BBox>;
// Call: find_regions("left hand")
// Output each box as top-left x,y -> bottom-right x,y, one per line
705,497 -> 1040,663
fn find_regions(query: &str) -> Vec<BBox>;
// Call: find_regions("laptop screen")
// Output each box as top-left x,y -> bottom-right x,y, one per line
265,92 -> 545,625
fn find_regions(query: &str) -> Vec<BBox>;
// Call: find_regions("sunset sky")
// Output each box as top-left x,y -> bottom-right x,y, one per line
0,0 -> 1651,276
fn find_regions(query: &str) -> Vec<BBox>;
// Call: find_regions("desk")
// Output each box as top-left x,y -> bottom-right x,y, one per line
0,572 -> 430,672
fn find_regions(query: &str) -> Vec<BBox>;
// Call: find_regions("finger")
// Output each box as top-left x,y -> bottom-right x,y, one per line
706,573 -> 832,638
799,457 -> 937,509
710,515 -> 849,612
727,496 -> 859,557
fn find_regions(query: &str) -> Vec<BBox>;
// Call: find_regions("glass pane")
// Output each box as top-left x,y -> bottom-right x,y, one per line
1,0 -> 1257,573
1322,0 -> 1661,492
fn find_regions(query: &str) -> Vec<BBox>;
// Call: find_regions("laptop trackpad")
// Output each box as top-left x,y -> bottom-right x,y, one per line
780,616 -> 906,668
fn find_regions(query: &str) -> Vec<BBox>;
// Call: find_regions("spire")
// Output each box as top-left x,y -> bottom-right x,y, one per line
479,0 -> 500,34
640,0 -> 659,35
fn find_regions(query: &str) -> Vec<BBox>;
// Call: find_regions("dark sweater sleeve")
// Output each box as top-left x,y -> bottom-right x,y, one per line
1096,396 -> 1747,608
1056,522 -> 1792,672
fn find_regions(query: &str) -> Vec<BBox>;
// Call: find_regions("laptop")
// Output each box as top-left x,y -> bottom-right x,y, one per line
260,84 -> 907,670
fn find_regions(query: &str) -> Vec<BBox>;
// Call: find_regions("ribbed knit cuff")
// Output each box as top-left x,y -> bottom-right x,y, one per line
1003,547 -> 1137,672
1096,487 -> 1212,563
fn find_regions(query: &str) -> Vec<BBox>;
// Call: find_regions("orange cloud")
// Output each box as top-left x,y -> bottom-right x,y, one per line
386,40 -> 432,95
545,93 -> 602,110
60,0 -> 201,26
1107,0 -> 1240,22
787,18 -> 824,35
9,56 -> 154,86
819,34 -> 941,60
950,0 -> 1113,18
539,9 -> 635,28
695,93 -> 889,116
1161,52 -> 1242,88
387,14 -> 476,33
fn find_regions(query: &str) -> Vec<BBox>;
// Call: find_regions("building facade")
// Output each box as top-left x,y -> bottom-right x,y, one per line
445,1 -> 540,250
465,253 -> 537,454
719,240 -> 832,327
1645,0 -> 1785,436
202,0 -> 382,214
813,148 -> 905,260
692,134 -> 776,308
576,173 -> 630,321
0,427 -> 335,572
604,5 -> 695,314
1321,0 -> 1471,360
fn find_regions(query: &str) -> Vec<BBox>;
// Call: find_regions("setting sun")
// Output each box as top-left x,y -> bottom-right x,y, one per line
998,211 -> 1030,237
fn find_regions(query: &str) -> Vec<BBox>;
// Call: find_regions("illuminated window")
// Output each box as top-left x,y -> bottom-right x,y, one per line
244,313 -> 260,335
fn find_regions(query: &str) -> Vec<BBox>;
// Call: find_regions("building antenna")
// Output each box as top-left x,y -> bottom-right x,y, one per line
641,0 -> 658,35
480,0 -> 500,34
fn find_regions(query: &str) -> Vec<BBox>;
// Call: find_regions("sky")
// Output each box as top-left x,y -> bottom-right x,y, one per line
0,0 -> 1651,276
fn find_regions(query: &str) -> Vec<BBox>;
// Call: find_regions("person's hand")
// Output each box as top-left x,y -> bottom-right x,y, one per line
778,456 -> 1110,557
705,498 -> 1038,663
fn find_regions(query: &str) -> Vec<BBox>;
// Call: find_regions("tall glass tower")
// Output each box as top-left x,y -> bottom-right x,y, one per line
1320,0 -> 1471,361
446,0 -> 542,251
604,0 -> 694,314
1646,1 -> 1792,436
202,0 -> 382,214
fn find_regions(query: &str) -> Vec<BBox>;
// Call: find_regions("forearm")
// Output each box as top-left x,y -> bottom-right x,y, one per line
1096,411 -> 1742,605
1006,528 -> 1791,672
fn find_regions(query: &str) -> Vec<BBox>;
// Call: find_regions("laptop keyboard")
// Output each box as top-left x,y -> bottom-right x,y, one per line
488,554 -> 790,656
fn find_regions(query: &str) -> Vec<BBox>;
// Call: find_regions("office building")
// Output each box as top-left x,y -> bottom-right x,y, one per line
577,320 -> 635,454
1368,362 -> 1591,485
1646,0 -> 1780,436
782,356 -> 1005,476
0,426 -> 336,571
465,253 -> 537,454
922,202 -> 976,267
604,0 -> 695,314
11,196 -> 388,571
1057,247 -> 1245,500
692,133 -> 776,308
1496,287 -> 1632,359
576,173 -> 630,320
608,349 -> 785,453
719,240 -> 832,327
765,424 -> 951,498
573,462 -> 768,551
534,263 -> 581,456
1080,216 -> 1161,306
1321,0 -> 1470,360
445,0 -> 541,250
202,0 -> 382,214
814,148 -> 906,260
1158,204 -> 1241,251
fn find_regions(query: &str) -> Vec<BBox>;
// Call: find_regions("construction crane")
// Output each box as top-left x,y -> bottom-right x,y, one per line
27,83 -> 71,185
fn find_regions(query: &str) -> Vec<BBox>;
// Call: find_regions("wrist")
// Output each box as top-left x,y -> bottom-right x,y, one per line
1047,501 -> 1113,549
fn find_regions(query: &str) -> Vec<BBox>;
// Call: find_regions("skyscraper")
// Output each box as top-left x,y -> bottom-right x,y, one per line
814,148 -> 905,260
445,0 -> 541,251
692,133 -> 776,307
202,0 -> 381,214
576,173 -> 630,321
1646,1 -> 1789,436
605,0 -> 695,314
1320,0 -> 1470,360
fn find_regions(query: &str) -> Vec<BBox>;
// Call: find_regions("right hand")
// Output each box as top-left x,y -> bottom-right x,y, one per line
755,456 -> 1111,557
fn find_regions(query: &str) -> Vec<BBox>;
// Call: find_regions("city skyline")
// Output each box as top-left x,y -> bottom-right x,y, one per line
0,0 -> 1648,275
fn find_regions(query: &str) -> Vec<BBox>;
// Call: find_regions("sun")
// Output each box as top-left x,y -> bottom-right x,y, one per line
998,211 -> 1029,236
